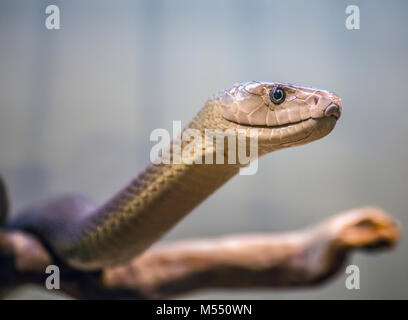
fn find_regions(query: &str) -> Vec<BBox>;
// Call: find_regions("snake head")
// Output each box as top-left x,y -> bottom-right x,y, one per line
214,81 -> 342,148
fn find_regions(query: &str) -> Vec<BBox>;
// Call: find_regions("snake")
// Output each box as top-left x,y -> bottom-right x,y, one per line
6,81 -> 342,271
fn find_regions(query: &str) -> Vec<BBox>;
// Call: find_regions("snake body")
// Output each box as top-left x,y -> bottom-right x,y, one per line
9,81 -> 341,270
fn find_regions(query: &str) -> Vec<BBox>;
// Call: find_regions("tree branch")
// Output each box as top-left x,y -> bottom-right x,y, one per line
102,207 -> 400,298
0,207 -> 400,299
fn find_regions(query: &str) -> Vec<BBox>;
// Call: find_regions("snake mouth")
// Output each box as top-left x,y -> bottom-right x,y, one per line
225,115 -> 338,131
223,116 -> 338,146
225,117 -> 312,130
260,118 -> 311,129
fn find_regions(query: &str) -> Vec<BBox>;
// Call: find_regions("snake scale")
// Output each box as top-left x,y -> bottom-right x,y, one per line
7,81 -> 342,270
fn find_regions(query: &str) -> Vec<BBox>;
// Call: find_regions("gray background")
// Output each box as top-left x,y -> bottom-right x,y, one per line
0,0 -> 407,299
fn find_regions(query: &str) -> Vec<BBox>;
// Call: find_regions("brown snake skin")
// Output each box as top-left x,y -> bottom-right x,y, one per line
8,81 -> 342,270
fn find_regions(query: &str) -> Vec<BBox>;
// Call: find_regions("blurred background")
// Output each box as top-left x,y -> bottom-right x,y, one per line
0,0 -> 407,299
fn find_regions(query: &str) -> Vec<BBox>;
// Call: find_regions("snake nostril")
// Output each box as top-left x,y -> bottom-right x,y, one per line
324,103 -> 341,119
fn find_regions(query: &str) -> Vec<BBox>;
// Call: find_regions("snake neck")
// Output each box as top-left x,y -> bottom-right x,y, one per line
63,102 -> 251,270
10,83 -> 340,271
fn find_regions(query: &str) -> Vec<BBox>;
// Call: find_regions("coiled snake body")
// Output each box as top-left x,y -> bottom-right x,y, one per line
8,81 -> 342,271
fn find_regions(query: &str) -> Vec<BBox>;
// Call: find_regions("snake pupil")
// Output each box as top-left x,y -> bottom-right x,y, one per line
269,87 -> 286,105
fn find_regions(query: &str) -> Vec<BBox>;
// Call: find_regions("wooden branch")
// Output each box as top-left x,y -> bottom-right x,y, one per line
102,207 -> 400,298
0,230 -> 52,293
0,207 -> 400,299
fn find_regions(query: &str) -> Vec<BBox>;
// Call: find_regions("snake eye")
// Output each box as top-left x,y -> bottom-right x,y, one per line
269,87 -> 286,105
